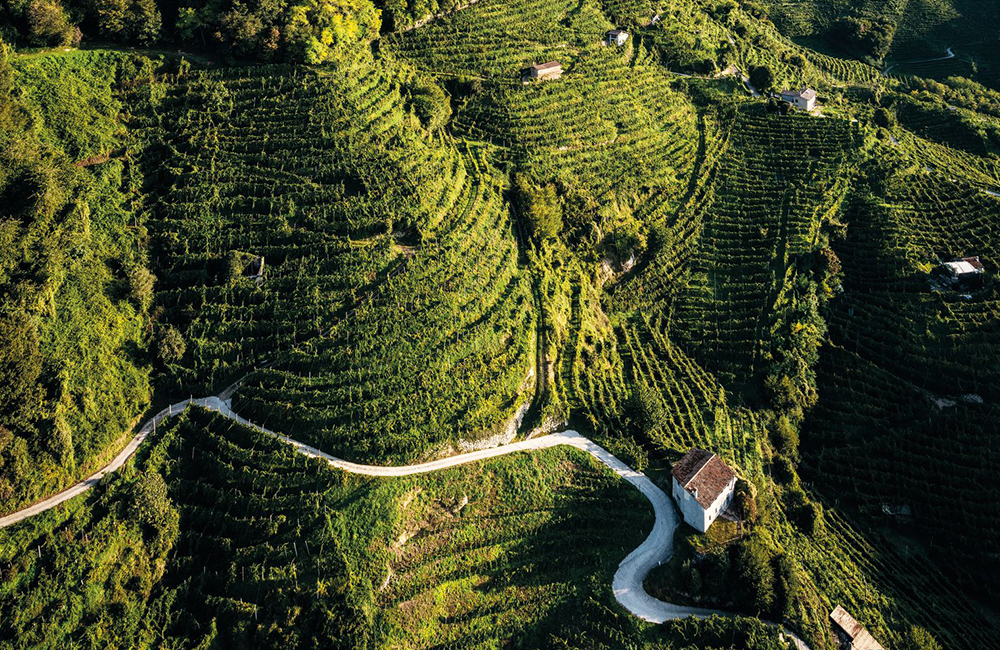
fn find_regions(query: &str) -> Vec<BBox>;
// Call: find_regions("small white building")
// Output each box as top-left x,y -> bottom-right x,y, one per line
780,88 -> 817,111
606,29 -> 629,46
670,448 -> 737,533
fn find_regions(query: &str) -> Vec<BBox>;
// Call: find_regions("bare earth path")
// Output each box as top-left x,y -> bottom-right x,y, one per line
883,46 -> 955,76
0,392 -> 811,649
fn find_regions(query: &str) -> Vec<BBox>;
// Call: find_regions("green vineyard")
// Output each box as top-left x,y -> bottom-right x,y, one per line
2,0 -> 1000,647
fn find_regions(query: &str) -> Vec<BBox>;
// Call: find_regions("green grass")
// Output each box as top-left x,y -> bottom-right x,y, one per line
0,47 -> 153,516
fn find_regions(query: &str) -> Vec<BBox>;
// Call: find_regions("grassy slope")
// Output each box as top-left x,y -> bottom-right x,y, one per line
0,49 -> 153,515
385,0 -> 1000,645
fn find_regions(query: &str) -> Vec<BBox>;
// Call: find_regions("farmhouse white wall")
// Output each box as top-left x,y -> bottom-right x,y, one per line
671,475 -> 736,533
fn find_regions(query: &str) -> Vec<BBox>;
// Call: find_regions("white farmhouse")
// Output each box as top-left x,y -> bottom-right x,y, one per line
780,88 -> 817,111
670,448 -> 737,533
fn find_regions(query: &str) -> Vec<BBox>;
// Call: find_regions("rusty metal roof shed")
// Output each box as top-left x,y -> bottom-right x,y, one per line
830,606 -> 885,650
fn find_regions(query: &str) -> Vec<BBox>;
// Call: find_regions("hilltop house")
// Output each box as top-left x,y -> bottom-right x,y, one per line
941,256 -> 985,290
830,606 -> 885,650
606,29 -> 629,46
525,61 -> 562,81
671,449 -> 737,532
780,88 -> 817,111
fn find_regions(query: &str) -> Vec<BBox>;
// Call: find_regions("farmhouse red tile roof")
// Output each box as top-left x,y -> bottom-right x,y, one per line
671,449 -> 736,509
961,256 -> 985,270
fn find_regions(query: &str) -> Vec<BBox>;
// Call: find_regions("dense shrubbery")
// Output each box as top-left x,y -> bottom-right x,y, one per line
513,174 -> 562,242
827,16 -> 894,62
0,45 -> 152,514
2,0 -> 381,62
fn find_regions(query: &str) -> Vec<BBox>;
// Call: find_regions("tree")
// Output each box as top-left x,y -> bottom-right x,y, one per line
512,174 -> 562,242
92,0 -> 161,43
126,263 -> 156,308
26,0 -> 74,46
130,471 -> 179,554
772,455 -> 797,484
873,107 -> 895,128
157,325 -> 186,365
703,550 -> 731,594
126,0 -> 161,44
93,0 -> 129,38
734,479 -> 757,523
734,534 -> 775,613
284,0 -> 381,64
902,626 -> 943,650
784,486 -> 824,536
749,65 -> 774,94
219,5 -> 265,56
408,78 -> 451,131
770,415 -> 799,461
685,561 -> 703,595
830,17 -> 894,61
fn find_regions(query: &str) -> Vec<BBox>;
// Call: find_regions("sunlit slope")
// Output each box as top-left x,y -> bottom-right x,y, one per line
138,63 -> 533,463
0,50 -> 153,515
0,406 -> 655,649
455,48 -> 700,202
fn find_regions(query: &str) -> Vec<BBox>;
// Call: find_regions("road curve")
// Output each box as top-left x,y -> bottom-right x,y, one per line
0,395 -> 811,648
883,46 -> 955,76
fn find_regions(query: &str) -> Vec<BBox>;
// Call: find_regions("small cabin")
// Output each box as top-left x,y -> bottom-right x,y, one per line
606,29 -> 629,46
780,88 -> 817,111
830,606 -> 884,650
940,256 -> 984,290
247,255 -> 265,285
526,61 -> 562,81
670,449 -> 737,533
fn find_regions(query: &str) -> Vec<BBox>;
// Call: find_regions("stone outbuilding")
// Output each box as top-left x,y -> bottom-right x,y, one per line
525,61 -> 562,81
780,88 -> 817,111
670,449 -> 737,532
830,605 -> 885,650
606,29 -> 629,46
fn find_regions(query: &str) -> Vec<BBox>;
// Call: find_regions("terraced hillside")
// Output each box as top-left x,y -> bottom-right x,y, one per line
653,106 -> 858,393
0,406 -> 672,649
137,62 -> 534,463
4,0 -> 1000,646
454,48 -> 700,203
802,153 -> 1000,585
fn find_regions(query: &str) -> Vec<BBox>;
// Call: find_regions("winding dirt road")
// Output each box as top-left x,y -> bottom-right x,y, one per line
883,46 -> 955,76
0,393 -> 811,648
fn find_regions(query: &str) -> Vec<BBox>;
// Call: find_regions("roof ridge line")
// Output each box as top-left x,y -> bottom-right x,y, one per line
682,452 -> 715,489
